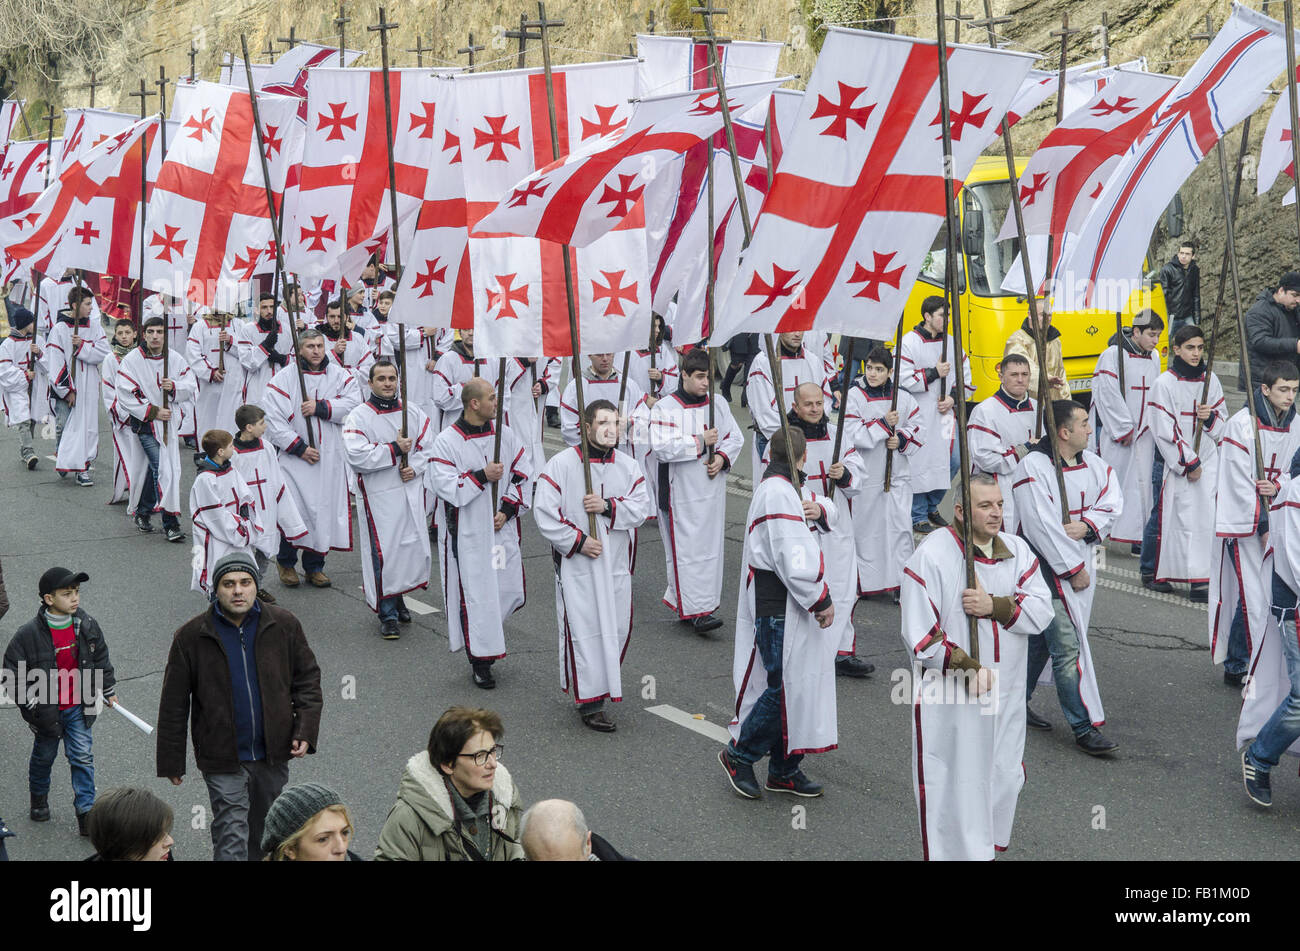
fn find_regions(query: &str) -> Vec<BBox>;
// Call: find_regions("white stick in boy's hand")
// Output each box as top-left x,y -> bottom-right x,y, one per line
111,700 -> 154,736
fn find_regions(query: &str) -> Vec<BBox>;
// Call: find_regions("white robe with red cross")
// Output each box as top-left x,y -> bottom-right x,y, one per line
101,351 -> 149,510
901,527 -> 1053,861
187,317 -> 248,437
1012,447 -> 1122,727
844,381 -> 923,596
230,436 -> 308,558
1088,340 -> 1160,544
729,470 -> 838,756
1210,404 -> 1300,666
0,334 -> 35,427
263,360 -> 362,555
344,397 -> 435,611
898,327 -> 974,496
533,445 -> 650,704
649,390 -> 744,620
45,317 -> 110,474
428,418 -> 530,660
744,344 -> 830,476
189,466 -> 263,593
114,347 -> 200,517
967,389 -> 1037,535
1147,367 -> 1226,584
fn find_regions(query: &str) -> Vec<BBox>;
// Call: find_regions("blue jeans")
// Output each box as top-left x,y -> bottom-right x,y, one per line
29,706 -> 95,815
53,396 -> 71,451
910,430 -> 960,523
1026,600 -> 1094,736
1139,454 -> 1165,577
278,532 -> 325,573
755,432 -> 768,466
1224,542 -> 1254,676
368,531 -> 404,621
1246,611 -> 1300,772
727,616 -> 803,778
136,432 -> 180,528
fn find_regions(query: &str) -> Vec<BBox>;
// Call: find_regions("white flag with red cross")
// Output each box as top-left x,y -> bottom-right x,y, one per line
711,28 -> 1035,344
2,116 -> 159,281
1058,4 -> 1289,311
475,77 -> 788,247
1061,58 -> 1148,120
283,67 -> 446,285
144,81 -> 302,308
456,60 -> 651,358
59,108 -> 140,169
0,139 -> 58,225
1257,66 -> 1300,206
998,61 -> 1105,133
0,101 -> 24,148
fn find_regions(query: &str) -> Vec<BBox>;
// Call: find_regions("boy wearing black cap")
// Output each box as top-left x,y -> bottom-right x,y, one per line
0,305 -> 40,468
2,567 -> 117,835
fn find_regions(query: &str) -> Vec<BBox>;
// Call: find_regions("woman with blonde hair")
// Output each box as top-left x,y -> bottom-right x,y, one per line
261,783 -> 361,861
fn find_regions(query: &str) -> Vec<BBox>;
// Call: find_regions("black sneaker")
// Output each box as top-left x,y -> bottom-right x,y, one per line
24,454 -> 37,470
1075,729 -> 1119,756
835,655 -> 875,678
379,619 -> 400,640
134,515 -> 155,534
765,770 -> 824,797
927,511 -> 948,528
1242,749 -> 1272,807
30,793 -> 49,822
690,614 -> 723,635
1141,575 -> 1174,593
164,526 -> 186,543
718,749 -> 761,800
1224,670 -> 1246,688
913,520 -> 936,535
1189,584 -> 1209,603
472,663 -> 496,689
1025,705 -> 1051,731
75,471 -> 93,487
396,604 -> 412,624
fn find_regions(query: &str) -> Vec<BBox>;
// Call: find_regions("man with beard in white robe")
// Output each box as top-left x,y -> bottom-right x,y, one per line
845,345 -> 923,601
784,381 -> 872,677
344,359 -> 435,641
1138,324 -> 1225,601
1211,361 -> 1300,688
1013,399 -> 1122,754
44,286 -> 108,485
235,292 -> 293,407
429,378 -> 530,689
319,297 -> 374,393
534,399 -> 650,733
101,319 -> 148,509
0,306 -> 41,469
649,347 -> 743,635
263,329 -> 362,590
901,473 -> 1054,861
1088,310 -> 1162,549
900,295 -> 974,534
967,352 -> 1036,535
187,308 -> 247,437
719,426 -> 836,800
744,331 -> 829,477
115,316 -> 199,542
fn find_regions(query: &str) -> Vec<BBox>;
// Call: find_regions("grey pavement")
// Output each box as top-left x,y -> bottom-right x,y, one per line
0,394 -> 1288,862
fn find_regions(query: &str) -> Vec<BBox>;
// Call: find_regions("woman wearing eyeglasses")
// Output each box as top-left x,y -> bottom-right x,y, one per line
374,706 -> 524,861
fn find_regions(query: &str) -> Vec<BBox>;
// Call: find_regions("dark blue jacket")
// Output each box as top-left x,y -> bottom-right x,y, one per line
210,600 -> 266,762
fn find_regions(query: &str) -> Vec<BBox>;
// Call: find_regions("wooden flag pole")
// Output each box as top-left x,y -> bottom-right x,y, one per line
240,34 -> 313,448
1283,1 -> 1300,282
188,42 -> 199,82
705,118 -> 717,467
458,33 -> 486,71
976,0 -> 1068,521
506,14 -> 538,70
492,358 -> 508,511
527,2 -> 598,536
935,0 -> 978,658
407,33 -> 428,67
1050,12 -> 1080,124
128,81 -> 157,330
41,106 -> 55,189
826,336 -> 856,500
369,7 -> 410,466
883,315 -> 905,492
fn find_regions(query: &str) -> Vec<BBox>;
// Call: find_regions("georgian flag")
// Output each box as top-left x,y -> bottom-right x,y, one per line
0,139 -> 58,224
1061,58 -> 1149,120
60,108 -> 140,168
1257,65 -> 1300,206
999,61 -> 1104,132
0,100 -> 23,148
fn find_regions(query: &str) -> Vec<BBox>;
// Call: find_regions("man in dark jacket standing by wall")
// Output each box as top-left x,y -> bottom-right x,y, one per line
1157,242 -> 1201,334
1244,271 -> 1300,389
156,552 -> 323,861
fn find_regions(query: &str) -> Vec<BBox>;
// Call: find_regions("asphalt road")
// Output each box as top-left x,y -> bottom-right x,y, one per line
0,395 -> 1292,862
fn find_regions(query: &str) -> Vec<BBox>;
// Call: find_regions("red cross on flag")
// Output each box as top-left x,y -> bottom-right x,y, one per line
283,67 -> 445,284
711,28 -> 1034,344
1,115 -> 159,282
1257,64 -> 1300,206
1061,58 -> 1148,120
998,61 -> 1105,134
1058,5 -> 1289,311
455,60 -> 651,358
0,101 -> 23,149
475,76 -> 788,246
0,139 -> 58,225
60,109 -> 140,169
144,81 -> 302,308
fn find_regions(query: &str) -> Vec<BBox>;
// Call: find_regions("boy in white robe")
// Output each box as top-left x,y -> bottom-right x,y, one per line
45,286 -> 109,484
559,351 -> 644,453
901,473 -> 1054,861
115,316 -> 199,542
1138,324 -> 1225,601
1013,399 -> 1122,755
649,347 -> 743,635
504,356 -> 557,506
1210,361 -> 1300,687
263,329 -> 362,589
744,331 -> 828,476
899,295 -> 974,533
429,378 -> 531,688
534,399 -> 650,733
187,308 -> 247,437
189,429 -> 262,594
231,403 -> 306,603
0,306 -> 39,469
344,359 -> 435,641
719,426 -> 836,800
1088,309 -> 1163,548
967,352 -> 1036,535
235,292 -> 293,407
845,346 -> 922,600
101,319 -> 148,508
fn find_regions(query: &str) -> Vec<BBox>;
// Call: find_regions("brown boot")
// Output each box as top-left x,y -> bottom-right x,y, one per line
306,570 -> 332,588
277,564 -> 300,588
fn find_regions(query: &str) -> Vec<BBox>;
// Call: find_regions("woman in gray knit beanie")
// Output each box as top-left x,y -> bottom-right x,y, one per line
261,783 -> 360,861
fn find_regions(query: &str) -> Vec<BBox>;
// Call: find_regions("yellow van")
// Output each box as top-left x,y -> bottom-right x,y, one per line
898,156 -> 1169,402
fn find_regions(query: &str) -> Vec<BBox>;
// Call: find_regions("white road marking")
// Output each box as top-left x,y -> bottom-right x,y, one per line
46,455 -> 57,462
645,704 -> 732,744
355,586 -> 441,615
1096,577 -> 1207,612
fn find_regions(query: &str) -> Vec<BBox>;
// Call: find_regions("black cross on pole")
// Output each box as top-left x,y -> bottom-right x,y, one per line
407,33 -> 428,67
1050,13 -> 1081,123
945,0 -> 973,43
335,2 -> 351,66
128,78 -> 156,121
261,37 -> 278,63
155,64 -> 169,119
40,107 -> 55,189
188,41 -> 199,82
80,71 -> 102,109
278,26 -> 298,51
458,32 -> 485,71
506,13 -> 540,70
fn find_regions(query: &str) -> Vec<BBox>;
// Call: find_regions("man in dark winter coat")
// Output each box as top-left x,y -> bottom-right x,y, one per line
1243,271 -> 1300,390
1157,242 -> 1201,333
156,551 -> 323,861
